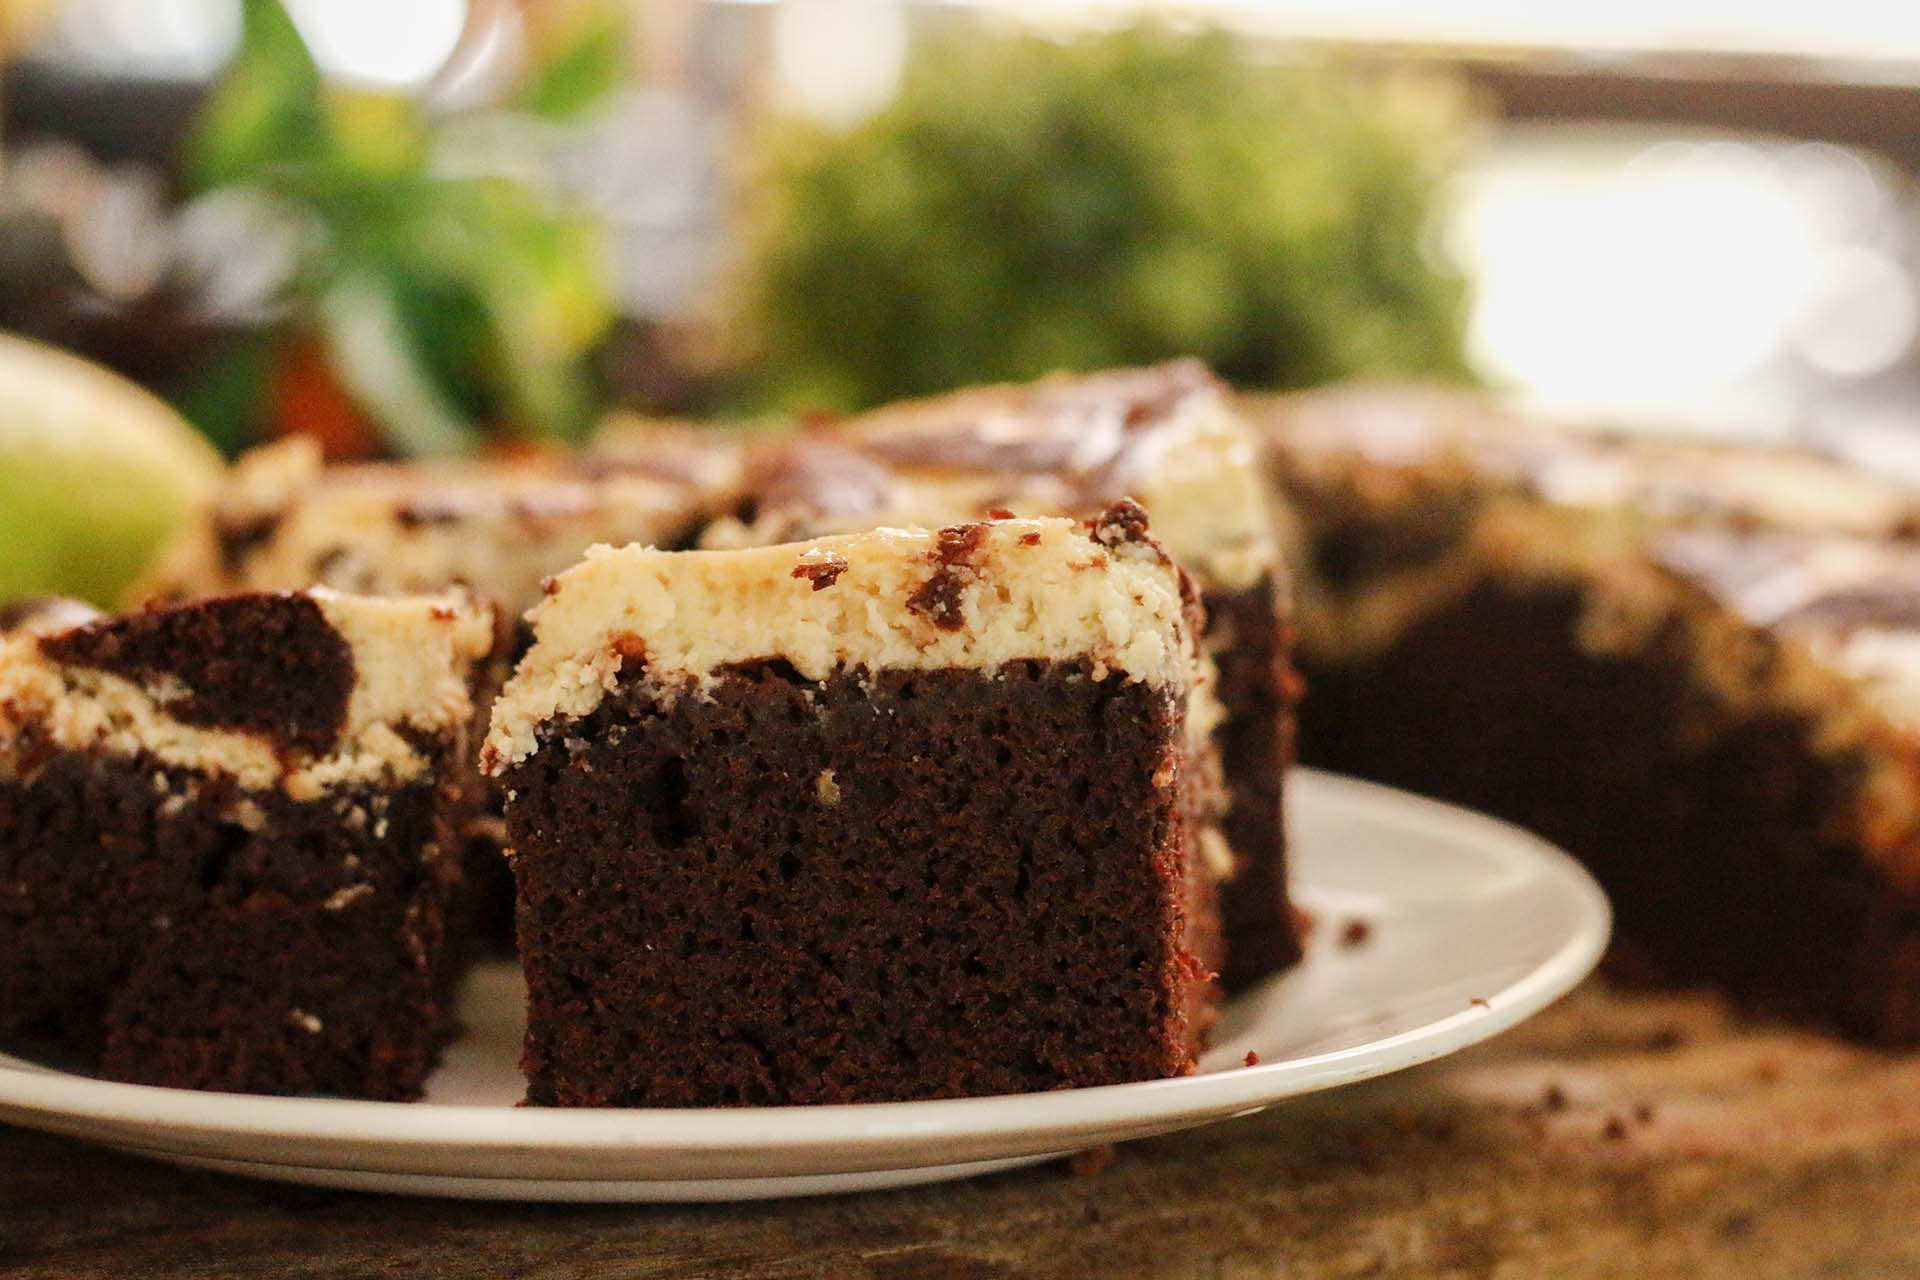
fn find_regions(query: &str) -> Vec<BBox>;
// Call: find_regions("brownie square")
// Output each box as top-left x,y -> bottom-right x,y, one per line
0,590 -> 492,1097
489,507 -> 1225,1104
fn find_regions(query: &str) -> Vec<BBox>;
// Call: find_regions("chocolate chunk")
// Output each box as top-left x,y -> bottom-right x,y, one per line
791,552 -> 850,592
1087,497 -> 1155,550
43,594 -> 356,755
907,523 -> 989,631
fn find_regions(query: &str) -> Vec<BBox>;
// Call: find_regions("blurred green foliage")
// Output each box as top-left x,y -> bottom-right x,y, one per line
181,0 -> 626,454
734,27 -> 1478,413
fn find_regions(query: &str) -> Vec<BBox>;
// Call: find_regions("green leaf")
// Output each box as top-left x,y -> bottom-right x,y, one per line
171,331 -> 280,456
184,0 -> 324,193
513,2 -> 629,123
177,0 -> 622,454
316,272 -> 480,456
322,92 -> 430,180
398,179 -> 613,442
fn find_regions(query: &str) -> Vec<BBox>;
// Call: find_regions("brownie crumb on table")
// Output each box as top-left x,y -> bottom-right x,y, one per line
1068,1145 -> 1118,1178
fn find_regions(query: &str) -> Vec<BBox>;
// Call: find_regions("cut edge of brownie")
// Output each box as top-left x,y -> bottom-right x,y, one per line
490,508 -> 1228,1105
127,432 -> 751,957
0,589 -> 494,1097
1207,576 -> 1304,986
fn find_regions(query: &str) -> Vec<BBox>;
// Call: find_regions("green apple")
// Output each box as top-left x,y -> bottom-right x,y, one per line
0,334 -> 224,608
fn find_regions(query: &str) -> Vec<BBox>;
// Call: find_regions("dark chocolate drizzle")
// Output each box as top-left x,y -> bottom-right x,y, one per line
1655,528 -> 1920,636
856,359 -> 1215,479
791,552 -> 850,592
751,362 -> 1218,531
750,441 -> 899,522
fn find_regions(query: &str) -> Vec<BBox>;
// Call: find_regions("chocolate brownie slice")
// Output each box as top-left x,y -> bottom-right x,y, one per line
695,361 -> 1299,989
1259,387 -> 1920,1043
487,504 -> 1227,1105
0,589 -> 493,1096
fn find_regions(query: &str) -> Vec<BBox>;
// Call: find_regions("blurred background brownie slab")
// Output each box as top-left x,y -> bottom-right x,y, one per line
132,432 -> 745,619
487,508 -> 1226,1105
1259,388 -> 1920,1044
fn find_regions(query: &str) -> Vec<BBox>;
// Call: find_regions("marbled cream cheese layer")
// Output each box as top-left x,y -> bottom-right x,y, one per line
705,365 -> 1279,593
0,590 -> 492,799
1265,384 -> 1920,540
133,434 -> 742,616
485,514 -> 1208,771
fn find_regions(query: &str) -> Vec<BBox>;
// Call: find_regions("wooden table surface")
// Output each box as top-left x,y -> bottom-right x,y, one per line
6,979 -> 1919,1279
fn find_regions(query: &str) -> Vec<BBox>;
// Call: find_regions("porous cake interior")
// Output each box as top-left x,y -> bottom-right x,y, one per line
506,657 -> 1208,1107
2,748 -> 460,1094
0,591 -> 488,1097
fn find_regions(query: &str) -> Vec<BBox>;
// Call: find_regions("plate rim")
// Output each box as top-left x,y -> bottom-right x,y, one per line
0,770 -> 1611,1161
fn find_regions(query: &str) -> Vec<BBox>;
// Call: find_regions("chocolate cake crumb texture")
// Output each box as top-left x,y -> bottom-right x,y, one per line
505,660 -> 1216,1106
700,364 -> 1301,992
491,512 -> 1225,1106
0,590 -> 488,1098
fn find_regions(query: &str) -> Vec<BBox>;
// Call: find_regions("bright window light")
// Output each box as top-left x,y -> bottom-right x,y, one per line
284,0 -> 466,89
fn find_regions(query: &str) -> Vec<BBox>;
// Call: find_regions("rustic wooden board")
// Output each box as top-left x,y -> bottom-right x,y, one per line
5,979 -> 1918,1279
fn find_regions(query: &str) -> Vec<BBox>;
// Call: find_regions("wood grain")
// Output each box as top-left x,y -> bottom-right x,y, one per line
5,980 -> 1918,1279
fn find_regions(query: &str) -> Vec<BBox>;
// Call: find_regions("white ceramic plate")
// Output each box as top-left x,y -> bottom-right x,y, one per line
0,770 -> 1608,1202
